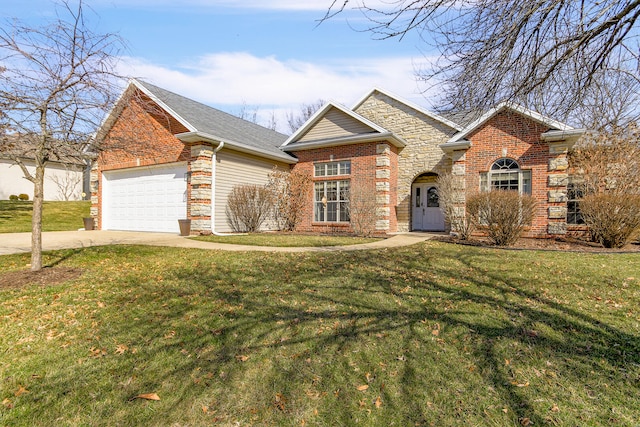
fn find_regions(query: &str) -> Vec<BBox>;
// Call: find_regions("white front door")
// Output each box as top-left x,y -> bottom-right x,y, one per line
412,184 -> 445,231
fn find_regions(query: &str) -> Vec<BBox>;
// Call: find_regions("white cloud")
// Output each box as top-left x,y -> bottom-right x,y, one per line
118,52 -> 439,133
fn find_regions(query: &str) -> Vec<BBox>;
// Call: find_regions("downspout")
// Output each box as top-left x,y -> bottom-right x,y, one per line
210,141 -> 246,236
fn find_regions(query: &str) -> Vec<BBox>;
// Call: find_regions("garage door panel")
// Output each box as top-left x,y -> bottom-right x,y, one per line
103,163 -> 187,233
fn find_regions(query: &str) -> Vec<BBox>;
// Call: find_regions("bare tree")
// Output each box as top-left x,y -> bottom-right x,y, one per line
0,0 -> 124,271
568,124 -> 640,247
286,100 -> 325,134
266,167 -> 312,231
437,172 -> 476,239
323,1 -> 640,125
346,185 -> 378,237
49,167 -> 83,201
236,101 -> 259,124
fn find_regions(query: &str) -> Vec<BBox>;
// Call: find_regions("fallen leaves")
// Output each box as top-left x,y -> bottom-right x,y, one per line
235,355 -> 249,362
273,393 -> 286,411
374,396 -> 383,408
14,386 -> 29,397
89,347 -> 107,358
133,393 -> 160,401
356,384 -> 369,391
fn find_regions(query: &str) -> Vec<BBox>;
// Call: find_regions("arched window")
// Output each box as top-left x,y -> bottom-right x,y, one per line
480,158 -> 531,194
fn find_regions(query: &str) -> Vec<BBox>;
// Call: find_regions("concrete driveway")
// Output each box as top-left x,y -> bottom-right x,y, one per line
0,230 -> 438,256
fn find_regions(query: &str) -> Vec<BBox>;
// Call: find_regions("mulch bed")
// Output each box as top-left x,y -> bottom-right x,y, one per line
434,235 -> 640,253
0,267 -> 83,290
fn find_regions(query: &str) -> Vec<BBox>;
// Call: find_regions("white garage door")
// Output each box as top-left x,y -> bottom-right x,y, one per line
102,163 -> 187,233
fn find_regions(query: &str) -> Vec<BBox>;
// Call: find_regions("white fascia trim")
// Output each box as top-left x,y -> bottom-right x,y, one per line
131,79 -> 197,133
176,131 -> 298,164
439,140 -> 471,153
352,87 -> 463,132
448,102 -> 574,143
540,128 -> 586,142
283,132 -> 406,152
280,101 -> 391,148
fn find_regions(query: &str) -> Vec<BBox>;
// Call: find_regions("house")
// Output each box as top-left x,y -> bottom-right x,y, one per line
94,82 -> 585,237
0,134 -> 86,201
92,80 -> 296,234
282,88 -> 585,237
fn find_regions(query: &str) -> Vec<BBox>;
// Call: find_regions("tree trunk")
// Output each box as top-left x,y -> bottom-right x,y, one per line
31,164 -> 45,272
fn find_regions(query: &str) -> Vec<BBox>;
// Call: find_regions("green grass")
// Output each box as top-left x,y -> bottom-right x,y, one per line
1,242 -> 639,426
0,201 -> 91,233
191,233 -> 383,247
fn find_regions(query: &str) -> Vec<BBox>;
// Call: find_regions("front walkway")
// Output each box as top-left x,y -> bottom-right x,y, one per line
0,231 -> 442,256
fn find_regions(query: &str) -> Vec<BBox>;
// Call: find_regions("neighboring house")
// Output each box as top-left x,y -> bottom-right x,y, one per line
92,80 -> 296,234
94,82 -> 585,237
282,88 -> 585,237
0,135 -> 85,201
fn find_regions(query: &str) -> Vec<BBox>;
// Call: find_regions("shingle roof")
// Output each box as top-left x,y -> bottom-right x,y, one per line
438,110 -> 484,129
135,80 -> 293,161
0,134 -> 85,165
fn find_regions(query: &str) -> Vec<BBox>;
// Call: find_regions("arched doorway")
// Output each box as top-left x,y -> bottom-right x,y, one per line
411,173 -> 445,231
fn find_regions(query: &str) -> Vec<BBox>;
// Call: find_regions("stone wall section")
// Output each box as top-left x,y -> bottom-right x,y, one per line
189,144 -> 213,233
546,142 -> 571,235
354,92 -> 454,231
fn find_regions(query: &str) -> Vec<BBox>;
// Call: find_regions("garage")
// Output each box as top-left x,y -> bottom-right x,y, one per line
102,163 -> 187,233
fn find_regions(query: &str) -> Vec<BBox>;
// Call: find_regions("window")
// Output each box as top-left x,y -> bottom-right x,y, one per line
480,158 -> 531,194
426,186 -> 439,207
315,161 -> 351,177
567,183 -> 585,225
315,180 -> 350,222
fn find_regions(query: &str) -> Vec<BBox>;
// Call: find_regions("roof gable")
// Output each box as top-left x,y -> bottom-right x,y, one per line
282,102 -> 388,145
353,87 -> 463,132
97,80 -> 295,163
447,102 -> 574,144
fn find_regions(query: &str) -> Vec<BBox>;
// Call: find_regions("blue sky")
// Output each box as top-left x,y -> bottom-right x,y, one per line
3,0 -> 439,133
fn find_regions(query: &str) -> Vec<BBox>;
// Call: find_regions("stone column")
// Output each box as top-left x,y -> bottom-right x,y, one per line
547,142 -> 570,235
450,150 -> 467,233
89,162 -> 99,224
189,144 -> 213,233
375,143 -> 391,231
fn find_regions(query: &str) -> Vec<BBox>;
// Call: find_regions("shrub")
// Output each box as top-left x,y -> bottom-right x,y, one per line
437,172 -> 476,239
568,125 -> 640,248
225,184 -> 274,233
346,186 -> 377,237
266,167 -> 312,231
18,194 -> 29,201
579,193 -> 640,248
9,195 -> 19,201
467,190 -> 536,246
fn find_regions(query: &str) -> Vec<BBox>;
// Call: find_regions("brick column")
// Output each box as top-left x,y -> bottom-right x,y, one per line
189,144 -> 213,233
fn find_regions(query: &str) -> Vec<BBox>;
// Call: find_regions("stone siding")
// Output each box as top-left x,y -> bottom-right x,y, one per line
354,92 -> 455,231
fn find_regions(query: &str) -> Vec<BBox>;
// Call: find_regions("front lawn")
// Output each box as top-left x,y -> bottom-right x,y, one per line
191,233 -> 383,247
0,242 -> 639,426
0,200 -> 90,233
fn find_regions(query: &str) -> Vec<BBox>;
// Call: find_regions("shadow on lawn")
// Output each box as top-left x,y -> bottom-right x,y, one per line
162,248 -> 638,423
0,201 -> 32,220
31,244 -> 639,425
